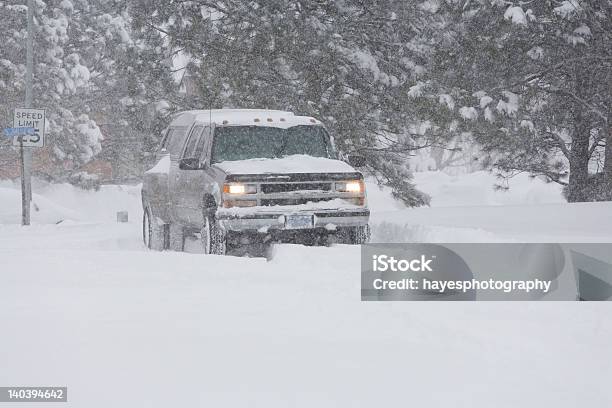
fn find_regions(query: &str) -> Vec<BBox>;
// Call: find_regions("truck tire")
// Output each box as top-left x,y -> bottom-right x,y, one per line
350,224 -> 371,244
169,223 -> 185,251
143,205 -> 166,251
201,215 -> 226,255
338,224 -> 370,245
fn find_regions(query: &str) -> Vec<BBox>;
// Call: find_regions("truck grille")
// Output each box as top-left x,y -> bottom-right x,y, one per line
261,182 -> 332,194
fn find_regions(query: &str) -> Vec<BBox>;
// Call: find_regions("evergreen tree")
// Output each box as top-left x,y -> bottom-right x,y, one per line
419,0 -> 612,201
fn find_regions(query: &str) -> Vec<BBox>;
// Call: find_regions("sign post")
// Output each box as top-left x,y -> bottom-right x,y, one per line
19,0 -> 35,226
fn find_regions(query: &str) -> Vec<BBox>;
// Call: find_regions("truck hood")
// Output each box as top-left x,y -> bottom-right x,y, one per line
213,155 -> 357,175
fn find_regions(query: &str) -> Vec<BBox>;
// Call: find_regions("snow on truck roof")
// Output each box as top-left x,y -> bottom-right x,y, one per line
170,109 -> 323,129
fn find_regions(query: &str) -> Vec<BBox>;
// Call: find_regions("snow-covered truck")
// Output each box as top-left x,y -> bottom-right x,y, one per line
142,109 -> 370,254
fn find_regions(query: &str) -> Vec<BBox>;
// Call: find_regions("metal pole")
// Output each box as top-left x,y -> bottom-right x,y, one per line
20,137 -> 27,225
22,0 -> 34,226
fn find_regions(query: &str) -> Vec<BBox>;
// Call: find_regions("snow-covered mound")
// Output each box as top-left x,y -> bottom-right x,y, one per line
365,170 -> 565,212
414,170 -> 564,207
0,184 -> 81,224
369,170 -> 611,243
371,201 -> 612,243
0,179 -> 142,225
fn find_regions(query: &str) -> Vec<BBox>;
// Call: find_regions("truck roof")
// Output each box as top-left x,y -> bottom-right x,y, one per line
170,109 -> 322,129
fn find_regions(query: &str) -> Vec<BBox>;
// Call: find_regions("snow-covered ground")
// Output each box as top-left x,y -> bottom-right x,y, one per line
1,173 -> 611,407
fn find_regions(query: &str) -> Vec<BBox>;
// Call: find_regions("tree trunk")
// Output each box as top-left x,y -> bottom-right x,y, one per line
605,111 -> 612,180
603,112 -> 612,200
567,119 -> 590,202
567,62 -> 594,203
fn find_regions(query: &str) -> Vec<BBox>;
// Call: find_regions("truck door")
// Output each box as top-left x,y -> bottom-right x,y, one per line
144,127 -> 183,224
171,125 -> 209,227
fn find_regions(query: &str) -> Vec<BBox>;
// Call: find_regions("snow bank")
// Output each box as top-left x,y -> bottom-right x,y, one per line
214,155 -> 356,174
0,185 -> 82,225
413,170 -> 564,207
371,201 -> 612,243
0,179 -> 142,225
368,170 -> 608,243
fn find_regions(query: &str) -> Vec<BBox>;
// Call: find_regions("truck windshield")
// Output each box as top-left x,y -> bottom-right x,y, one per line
211,125 -> 334,163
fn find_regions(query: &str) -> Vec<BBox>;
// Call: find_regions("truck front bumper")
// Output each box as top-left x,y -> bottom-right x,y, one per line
217,208 -> 370,232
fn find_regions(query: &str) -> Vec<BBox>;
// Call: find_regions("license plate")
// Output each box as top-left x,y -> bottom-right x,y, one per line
285,214 -> 314,229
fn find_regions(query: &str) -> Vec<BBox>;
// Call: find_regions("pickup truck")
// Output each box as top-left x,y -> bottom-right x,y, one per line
142,109 -> 370,254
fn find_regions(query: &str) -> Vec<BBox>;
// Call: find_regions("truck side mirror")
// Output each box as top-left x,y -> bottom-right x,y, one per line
179,157 -> 203,170
347,154 -> 366,168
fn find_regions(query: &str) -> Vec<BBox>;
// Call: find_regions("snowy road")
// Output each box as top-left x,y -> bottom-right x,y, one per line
1,177 -> 612,407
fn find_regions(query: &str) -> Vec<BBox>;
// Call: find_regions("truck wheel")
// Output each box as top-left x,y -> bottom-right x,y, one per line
342,224 -> 371,245
169,223 -> 185,251
352,224 -> 371,244
201,216 -> 226,255
143,205 -> 166,251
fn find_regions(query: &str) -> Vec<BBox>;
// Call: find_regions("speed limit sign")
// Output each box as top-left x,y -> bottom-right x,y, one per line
13,108 -> 45,147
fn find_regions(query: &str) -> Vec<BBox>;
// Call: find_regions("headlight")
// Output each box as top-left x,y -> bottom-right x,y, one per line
223,183 -> 257,194
336,180 -> 363,193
